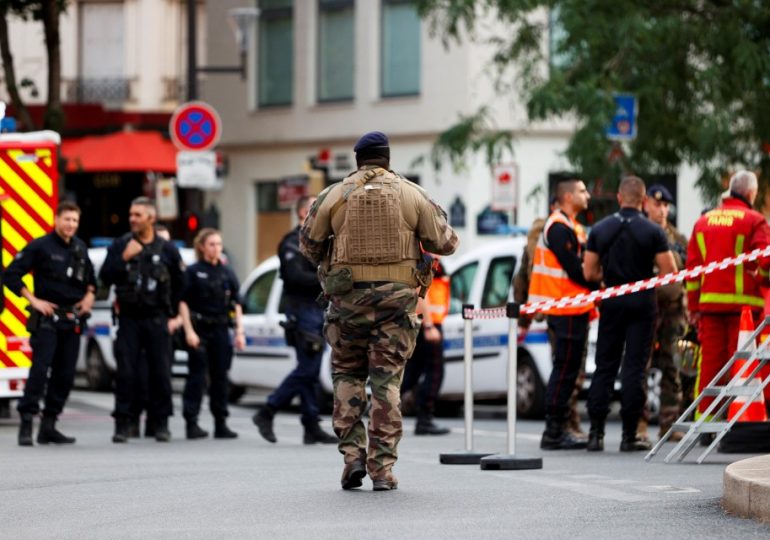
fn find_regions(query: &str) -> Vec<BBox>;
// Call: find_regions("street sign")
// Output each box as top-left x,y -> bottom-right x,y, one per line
169,101 -> 222,151
606,94 -> 637,141
278,175 -> 308,209
155,178 -> 178,220
176,151 -> 220,189
491,163 -> 518,212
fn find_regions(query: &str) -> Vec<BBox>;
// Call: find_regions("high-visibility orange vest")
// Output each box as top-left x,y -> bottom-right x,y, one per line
426,276 -> 450,325
528,210 -> 593,316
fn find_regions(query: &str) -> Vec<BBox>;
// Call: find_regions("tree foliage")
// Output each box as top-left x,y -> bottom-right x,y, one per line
417,0 -> 770,203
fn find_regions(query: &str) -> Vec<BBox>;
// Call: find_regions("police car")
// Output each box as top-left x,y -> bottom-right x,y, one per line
229,236 -> 572,418
75,246 -> 197,390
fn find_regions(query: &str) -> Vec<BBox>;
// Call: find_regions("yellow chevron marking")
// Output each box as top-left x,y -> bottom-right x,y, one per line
1,311 -> 27,337
36,148 -> 53,168
7,149 -> 54,197
2,218 -> 28,255
0,158 -> 53,226
1,198 -> 46,238
9,350 -> 31,368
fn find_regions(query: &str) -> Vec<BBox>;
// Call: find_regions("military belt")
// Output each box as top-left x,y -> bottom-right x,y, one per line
346,264 -> 418,286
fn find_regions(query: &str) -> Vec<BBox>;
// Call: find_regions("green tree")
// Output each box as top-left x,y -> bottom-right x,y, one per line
417,0 -> 770,203
0,0 -> 67,132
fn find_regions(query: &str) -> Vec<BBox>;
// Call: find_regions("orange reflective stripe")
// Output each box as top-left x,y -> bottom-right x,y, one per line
426,277 -> 449,324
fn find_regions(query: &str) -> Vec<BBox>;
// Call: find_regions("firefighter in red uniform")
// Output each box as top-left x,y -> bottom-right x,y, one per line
686,170 -> 770,419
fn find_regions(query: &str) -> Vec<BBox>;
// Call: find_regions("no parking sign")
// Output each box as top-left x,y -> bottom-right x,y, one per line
169,101 -> 222,151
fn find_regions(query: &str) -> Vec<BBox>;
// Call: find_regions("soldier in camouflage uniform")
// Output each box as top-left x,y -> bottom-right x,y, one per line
300,131 -> 458,491
644,185 -> 689,441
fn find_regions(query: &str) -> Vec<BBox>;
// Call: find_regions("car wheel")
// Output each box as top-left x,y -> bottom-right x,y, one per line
228,383 -> 246,404
86,344 -> 112,391
517,351 -> 545,419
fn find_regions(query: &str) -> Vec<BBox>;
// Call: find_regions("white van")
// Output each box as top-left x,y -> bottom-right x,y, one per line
229,236 -> 566,417
75,245 -> 197,390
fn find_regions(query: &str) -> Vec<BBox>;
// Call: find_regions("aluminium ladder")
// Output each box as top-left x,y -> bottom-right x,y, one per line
646,316 -> 770,464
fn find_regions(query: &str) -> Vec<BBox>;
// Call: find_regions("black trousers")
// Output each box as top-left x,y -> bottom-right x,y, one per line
402,324 -> 445,414
17,325 -> 80,418
113,315 -> 172,421
587,292 -> 657,433
182,324 -> 233,420
545,313 -> 590,421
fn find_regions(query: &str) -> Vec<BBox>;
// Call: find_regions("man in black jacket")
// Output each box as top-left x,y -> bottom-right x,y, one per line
253,196 -> 337,445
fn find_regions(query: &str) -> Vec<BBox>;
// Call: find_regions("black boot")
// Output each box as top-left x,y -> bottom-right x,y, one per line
112,419 -> 130,443
540,416 -> 587,450
154,418 -> 171,442
186,418 -> 209,440
214,418 -> 238,439
303,421 -> 338,444
415,413 -> 451,436
128,418 -> 140,438
252,407 -> 277,443
37,416 -> 76,444
587,419 -> 605,452
144,416 -> 156,438
18,414 -> 33,447
620,432 -> 652,452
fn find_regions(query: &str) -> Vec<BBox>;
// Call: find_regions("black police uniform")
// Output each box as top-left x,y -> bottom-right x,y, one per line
100,232 -> 184,442
181,259 -> 241,435
585,207 -> 670,447
5,232 -> 94,444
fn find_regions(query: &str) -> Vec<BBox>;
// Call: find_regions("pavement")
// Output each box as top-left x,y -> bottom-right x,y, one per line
724,454 -> 770,523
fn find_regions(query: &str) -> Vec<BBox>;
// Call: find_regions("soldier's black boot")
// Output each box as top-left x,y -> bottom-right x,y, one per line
303,421 -> 338,444
586,419 -> 605,452
415,411 -> 451,436
341,459 -> 367,490
214,417 -> 238,439
186,418 -> 209,440
540,416 -> 587,450
18,414 -> 33,447
252,407 -> 277,443
112,419 -> 130,443
37,416 -> 76,444
154,418 -> 171,442
619,432 -> 652,452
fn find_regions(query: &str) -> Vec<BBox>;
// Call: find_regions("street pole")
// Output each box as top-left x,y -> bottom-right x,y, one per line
187,0 -> 197,101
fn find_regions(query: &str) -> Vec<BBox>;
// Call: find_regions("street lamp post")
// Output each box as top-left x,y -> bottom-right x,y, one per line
186,2 -> 260,101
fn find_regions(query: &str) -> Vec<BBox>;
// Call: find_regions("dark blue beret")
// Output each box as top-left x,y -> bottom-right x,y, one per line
647,184 -> 674,203
354,131 -> 389,153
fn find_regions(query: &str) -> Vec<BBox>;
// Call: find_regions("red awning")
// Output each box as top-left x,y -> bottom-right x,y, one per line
62,131 -> 177,174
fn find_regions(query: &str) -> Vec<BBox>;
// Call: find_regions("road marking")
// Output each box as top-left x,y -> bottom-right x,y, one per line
633,485 -> 701,494
487,472 -> 652,502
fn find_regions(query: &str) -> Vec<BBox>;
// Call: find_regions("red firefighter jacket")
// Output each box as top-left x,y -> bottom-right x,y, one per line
686,196 -> 770,314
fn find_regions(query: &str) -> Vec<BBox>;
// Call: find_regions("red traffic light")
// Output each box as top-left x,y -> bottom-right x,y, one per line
186,213 -> 199,232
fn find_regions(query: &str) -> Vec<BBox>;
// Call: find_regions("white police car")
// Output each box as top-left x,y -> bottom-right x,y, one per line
75,246 -> 197,390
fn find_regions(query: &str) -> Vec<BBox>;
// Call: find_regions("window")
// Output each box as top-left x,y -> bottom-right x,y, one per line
381,0 -> 420,97
243,270 -> 277,314
258,0 -> 294,107
449,262 -> 478,315
318,0 -> 354,102
481,257 -> 516,309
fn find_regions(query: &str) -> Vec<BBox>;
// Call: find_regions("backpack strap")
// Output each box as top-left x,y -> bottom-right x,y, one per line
329,168 -> 386,220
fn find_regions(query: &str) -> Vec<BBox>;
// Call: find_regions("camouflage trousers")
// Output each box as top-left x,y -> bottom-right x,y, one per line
649,303 -> 686,430
323,282 -> 419,481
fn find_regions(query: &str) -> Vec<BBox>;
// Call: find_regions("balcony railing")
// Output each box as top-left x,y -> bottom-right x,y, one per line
63,78 -> 132,105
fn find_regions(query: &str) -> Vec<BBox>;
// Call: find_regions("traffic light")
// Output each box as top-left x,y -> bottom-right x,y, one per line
185,212 -> 200,233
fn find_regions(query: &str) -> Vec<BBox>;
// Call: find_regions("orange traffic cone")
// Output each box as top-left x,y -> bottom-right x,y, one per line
728,307 -> 768,422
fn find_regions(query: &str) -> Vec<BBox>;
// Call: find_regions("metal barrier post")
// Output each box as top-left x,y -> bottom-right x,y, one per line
440,304 -> 493,464
480,302 -> 543,470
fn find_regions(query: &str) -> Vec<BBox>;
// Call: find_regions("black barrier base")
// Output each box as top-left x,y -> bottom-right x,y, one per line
440,452 -> 494,465
480,454 -> 543,470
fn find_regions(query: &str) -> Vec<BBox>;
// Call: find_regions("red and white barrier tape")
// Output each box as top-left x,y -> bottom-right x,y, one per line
462,245 -> 770,320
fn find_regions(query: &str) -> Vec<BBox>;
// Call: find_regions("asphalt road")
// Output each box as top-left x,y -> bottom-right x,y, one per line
1,390 -> 768,539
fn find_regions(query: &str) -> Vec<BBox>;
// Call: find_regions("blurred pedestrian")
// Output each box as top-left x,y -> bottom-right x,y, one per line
642,185 -> 689,442
528,179 -> 596,450
7,201 -> 95,446
686,171 -> 770,422
180,228 -> 244,439
300,131 -> 458,490
100,197 -> 185,443
583,176 -> 676,452
401,259 -> 450,435
253,196 -> 338,445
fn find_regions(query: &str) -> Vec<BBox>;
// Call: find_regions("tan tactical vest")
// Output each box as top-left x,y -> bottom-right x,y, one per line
331,167 -> 420,284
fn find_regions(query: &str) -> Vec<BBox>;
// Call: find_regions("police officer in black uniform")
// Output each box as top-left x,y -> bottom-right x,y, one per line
253,196 -> 337,445
100,197 -> 185,443
179,228 -> 245,439
7,201 -> 95,446
583,176 -> 676,452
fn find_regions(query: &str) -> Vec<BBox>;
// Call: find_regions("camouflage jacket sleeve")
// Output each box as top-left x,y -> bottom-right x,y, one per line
415,193 -> 459,256
299,187 -> 334,265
